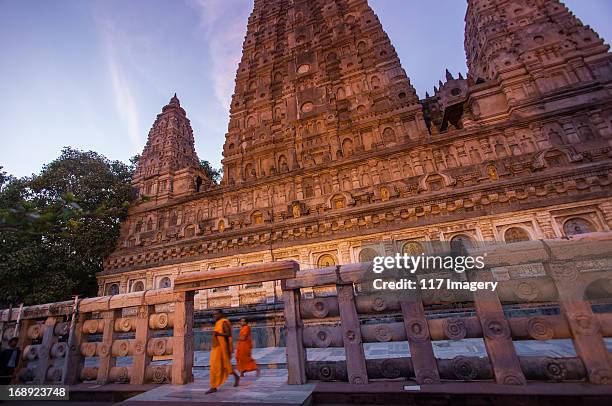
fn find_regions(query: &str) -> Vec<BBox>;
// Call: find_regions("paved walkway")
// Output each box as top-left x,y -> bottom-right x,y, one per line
119,369 -> 314,405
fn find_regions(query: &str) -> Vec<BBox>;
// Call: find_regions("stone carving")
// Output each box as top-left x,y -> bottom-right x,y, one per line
451,356 -> 479,380
482,318 -> 511,340
527,317 -> 554,340
405,319 -> 429,343
444,318 -> 467,340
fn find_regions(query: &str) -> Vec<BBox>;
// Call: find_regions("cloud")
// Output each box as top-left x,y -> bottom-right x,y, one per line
97,20 -> 142,152
187,0 -> 250,110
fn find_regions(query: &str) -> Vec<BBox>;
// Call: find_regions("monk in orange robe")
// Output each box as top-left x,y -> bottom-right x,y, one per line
236,318 -> 259,377
206,309 -> 239,394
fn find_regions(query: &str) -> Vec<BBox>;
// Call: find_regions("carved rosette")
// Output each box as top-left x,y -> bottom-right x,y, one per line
97,343 -> 110,357
80,367 -> 99,381
500,372 -> 526,385
527,317 -> 554,340
405,319 -> 429,343
551,265 -> 579,285
26,324 -> 43,340
111,340 -> 130,357
312,299 -> 329,318
543,359 -> 567,381
570,313 -> 600,336
53,322 -> 69,337
374,325 -> 392,342
23,345 -> 39,361
417,371 -> 439,384
380,359 -> 401,379
132,340 -> 145,355
482,318 -> 511,340
319,364 -> 334,381
372,296 -> 387,312
109,366 -> 130,383
452,356 -> 478,380
345,329 -> 358,343
349,373 -> 366,384
50,342 -> 67,358
589,368 -> 612,385
80,342 -> 97,358
314,327 -> 332,348
444,317 -> 467,340
515,281 -> 540,302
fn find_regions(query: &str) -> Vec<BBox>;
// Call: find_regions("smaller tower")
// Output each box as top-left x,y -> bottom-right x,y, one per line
132,94 -> 208,205
465,0 -> 612,95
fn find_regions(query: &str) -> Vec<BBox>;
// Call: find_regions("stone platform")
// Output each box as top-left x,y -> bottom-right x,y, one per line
118,370 -> 315,406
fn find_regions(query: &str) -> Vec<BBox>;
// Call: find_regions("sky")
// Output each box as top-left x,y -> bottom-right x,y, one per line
0,0 -> 611,178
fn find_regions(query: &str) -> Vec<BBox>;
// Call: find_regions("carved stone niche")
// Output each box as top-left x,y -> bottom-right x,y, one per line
532,147 -> 582,170
417,172 -> 456,193
287,201 -> 309,219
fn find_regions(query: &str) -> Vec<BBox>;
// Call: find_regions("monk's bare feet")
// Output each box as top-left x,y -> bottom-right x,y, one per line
256,369 -> 261,377
234,373 -> 240,387
205,388 -> 217,394
240,372 -> 245,377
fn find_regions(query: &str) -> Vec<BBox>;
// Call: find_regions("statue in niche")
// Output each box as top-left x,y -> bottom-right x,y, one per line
446,150 -> 458,167
520,136 -> 535,153
494,140 -> 507,157
487,165 -> 499,180
548,129 -> 563,146
380,187 -> 390,201
292,203 -> 301,218
578,125 -> 595,141
433,150 -> 446,170
423,155 -> 435,173
469,146 -> 481,162
360,169 -> 372,187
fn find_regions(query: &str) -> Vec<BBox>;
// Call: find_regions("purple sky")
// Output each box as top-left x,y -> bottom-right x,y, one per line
1,0 -> 611,178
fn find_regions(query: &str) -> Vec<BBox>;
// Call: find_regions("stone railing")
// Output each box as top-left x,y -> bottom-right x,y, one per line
0,289 -> 194,385
0,261 -> 300,387
1,238 -> 611,388
281,237 -> 612,385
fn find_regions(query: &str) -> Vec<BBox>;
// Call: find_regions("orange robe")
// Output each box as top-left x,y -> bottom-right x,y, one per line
209,318 -> 233,389
236,325 -> 257,373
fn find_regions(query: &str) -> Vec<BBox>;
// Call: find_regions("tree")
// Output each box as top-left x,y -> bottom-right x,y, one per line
0,148 -> 134,307
200,160 -> 223,184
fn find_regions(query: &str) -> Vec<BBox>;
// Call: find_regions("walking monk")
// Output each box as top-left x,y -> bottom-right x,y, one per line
206,309 -> 240,394
236,318 -> 259,377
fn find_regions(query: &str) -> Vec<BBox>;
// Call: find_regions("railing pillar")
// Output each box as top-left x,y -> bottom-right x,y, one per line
172,291 -> 194,385
131,305 -> 153,384
97,310 -> 119,384
473,272 -> 526,385
34,316 -> 60,384
12,319 -> 34,384
399,289 -> 440,384
281,283 -> 307,384
548,261 -> 612,384
336,283 -> 368,385
63,313 -> 85,385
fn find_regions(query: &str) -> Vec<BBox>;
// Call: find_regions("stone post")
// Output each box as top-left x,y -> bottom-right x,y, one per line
172,291 -> 194,385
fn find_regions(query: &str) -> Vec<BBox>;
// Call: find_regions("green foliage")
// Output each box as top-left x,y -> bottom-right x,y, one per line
0,148 -> 134,307
200,159 -> 223,184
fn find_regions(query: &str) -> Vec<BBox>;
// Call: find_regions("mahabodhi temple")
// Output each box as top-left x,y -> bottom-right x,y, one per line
2,0 -> 612,398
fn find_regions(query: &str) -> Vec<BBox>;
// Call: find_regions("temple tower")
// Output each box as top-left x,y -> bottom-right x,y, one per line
132,94 -> 208,204
465,0 -> 612,96
221,0 -> 428,186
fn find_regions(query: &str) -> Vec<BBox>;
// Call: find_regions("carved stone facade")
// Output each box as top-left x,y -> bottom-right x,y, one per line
98,0 -> 612,310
